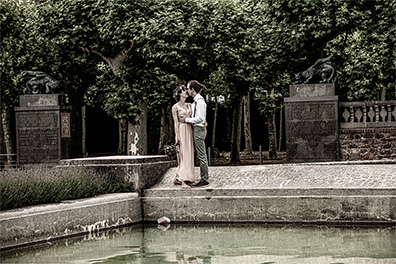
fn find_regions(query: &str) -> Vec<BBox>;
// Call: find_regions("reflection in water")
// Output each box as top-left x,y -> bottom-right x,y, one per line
1,224 -> 395,264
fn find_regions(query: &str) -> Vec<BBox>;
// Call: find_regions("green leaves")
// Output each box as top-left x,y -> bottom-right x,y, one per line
3,0 -> 394,127
326,1 -> 395,101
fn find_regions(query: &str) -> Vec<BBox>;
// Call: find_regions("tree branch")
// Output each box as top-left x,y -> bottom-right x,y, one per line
70,38 -> 134,76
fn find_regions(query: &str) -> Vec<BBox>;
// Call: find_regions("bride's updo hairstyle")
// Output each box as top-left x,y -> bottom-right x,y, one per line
173,85 -> 186,101
187,80 -> 205,93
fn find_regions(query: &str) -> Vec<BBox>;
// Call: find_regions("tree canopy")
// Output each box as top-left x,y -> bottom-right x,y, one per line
1,0 -> 395,158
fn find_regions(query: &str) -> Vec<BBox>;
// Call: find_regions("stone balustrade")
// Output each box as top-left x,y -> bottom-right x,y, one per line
339,101 -> 396,129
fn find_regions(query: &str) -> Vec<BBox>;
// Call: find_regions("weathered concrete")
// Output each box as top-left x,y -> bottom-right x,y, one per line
19,94 -> 64,107
143,162 -> 396,225
289,83 -> 335,97
0,193 -> 141,251
59,155 -> 176,192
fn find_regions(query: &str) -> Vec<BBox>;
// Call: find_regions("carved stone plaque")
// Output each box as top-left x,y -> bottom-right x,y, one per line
61,113 -> 71,138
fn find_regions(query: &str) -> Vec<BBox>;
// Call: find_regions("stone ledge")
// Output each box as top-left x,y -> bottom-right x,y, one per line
143,195 -> 396,224
58,155 -> 177,193
60,155 -> 174,165
144,187 -> 396,197
0,193 -> 142,251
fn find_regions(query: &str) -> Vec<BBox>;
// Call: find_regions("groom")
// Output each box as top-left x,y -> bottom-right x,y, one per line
180,80 -> 209,187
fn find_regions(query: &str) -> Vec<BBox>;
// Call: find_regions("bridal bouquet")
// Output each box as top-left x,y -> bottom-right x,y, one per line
162,141 -> 179,159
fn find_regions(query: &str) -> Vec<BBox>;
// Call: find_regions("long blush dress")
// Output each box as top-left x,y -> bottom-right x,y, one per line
174,103 -> 195,183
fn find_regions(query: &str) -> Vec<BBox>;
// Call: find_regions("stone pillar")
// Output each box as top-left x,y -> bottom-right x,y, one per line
14,94 -> 71,165
284,83 -> 339,163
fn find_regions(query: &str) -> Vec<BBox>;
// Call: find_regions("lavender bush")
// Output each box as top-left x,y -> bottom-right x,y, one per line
0,167 -> 130,210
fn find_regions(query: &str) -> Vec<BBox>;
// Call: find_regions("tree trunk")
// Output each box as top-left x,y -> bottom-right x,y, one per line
211,100 -> 219,148
243,92 -> 253,154
226,108 -> 231,151
71,38 -> 134,76
82,106 -> 86,156
0,100 -> 15,163
118,119 -> 127,154
381,88 -> 386,101
66,88 -> 84,158
128,98 -> 148,155
278,106 -> 283,152
268,111 -> 277,159
230,95 -> 243,163
158,105 -> 171,153
169,107 -> 174,144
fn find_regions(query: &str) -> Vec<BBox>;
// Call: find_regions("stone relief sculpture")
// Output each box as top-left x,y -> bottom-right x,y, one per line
22,71 -> 60,94
294,54 -> 335,84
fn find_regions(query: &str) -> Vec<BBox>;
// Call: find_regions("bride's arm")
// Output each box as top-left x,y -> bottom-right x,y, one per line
171,106 -> 180,142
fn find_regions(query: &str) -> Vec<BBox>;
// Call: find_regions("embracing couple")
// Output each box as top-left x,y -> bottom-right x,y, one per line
172,80 -> 209,188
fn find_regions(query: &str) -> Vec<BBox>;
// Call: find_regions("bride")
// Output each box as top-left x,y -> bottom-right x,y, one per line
171,85 -> 195,188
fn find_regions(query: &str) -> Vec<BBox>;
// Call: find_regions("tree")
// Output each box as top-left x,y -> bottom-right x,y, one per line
0,0 -> 41,161
243,91 -> 252,154
37,0 -> 159,155
326,0 -> 396,101
206,66 -> 231,150
209,0 -> 266,163
35,0 -> 100,157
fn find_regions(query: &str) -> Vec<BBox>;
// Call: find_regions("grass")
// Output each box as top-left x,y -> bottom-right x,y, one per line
0,166 -> 131,210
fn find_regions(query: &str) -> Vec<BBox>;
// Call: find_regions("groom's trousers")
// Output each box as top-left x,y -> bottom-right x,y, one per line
193,126 -> 209,182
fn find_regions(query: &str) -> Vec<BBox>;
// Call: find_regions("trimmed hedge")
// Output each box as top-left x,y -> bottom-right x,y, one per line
0,167 -> 131,210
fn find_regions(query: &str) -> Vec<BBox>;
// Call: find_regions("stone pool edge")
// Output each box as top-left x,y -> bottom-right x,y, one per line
0,193 -> 142,252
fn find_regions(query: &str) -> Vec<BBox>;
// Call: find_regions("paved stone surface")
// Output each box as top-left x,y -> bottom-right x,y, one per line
149,162 -> 396,190
143,161 -> 396,224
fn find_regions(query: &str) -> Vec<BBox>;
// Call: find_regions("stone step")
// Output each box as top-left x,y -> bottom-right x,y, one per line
144,187 -> 396,197
142,163 -> 396,224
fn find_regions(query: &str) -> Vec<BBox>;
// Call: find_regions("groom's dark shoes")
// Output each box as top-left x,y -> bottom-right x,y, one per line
193,180 -> 209,187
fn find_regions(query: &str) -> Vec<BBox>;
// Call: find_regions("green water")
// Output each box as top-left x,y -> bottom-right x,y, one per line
1,224 -> 395,264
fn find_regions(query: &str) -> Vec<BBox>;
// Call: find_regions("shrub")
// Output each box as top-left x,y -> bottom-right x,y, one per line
0,166 -> 131,210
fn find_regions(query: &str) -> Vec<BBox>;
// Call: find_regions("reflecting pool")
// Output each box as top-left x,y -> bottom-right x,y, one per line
1,224 -> 395,264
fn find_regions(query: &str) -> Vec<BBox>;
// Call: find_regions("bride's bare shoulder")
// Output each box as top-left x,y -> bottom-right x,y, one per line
172,104 -> 178,110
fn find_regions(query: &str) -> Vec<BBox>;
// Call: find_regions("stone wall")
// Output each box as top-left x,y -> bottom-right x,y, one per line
339,128 -> 396,161
59,155 -> 176,193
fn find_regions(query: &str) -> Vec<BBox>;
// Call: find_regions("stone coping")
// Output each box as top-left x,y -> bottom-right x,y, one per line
0,193 -> 141,251
0,193 -> 138,220
60,155 -> 172,165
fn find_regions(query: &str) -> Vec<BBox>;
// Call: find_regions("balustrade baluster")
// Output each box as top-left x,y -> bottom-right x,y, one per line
393,105 -> 396,122
380,105 -> 387,122
367,106 -> 375,122
355,107 -> 363,123
342,107 -> 350,123
339,101 -> 396,128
